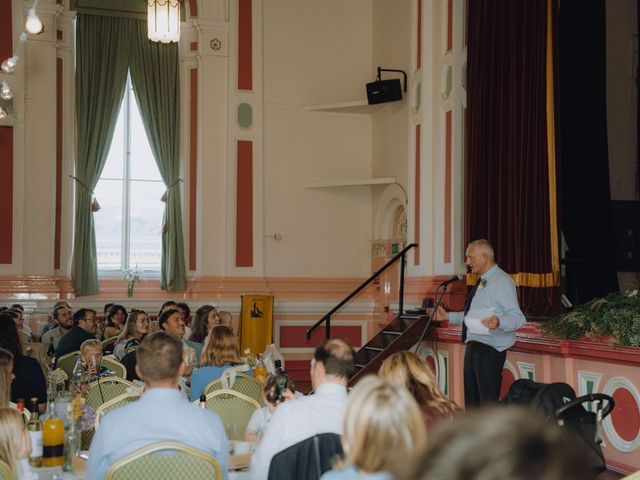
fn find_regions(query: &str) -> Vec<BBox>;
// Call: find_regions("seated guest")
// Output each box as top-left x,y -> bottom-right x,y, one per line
40,301 -> 73,349
251,338 -> 355,480
87,332 -> 229,480
379,351 -> 459,429
245,374 -> 297,443
0,313 -> 46,413
0,408 -> 38,480
218,311 -> 235,334
188,305 -> 219,345
158,308 -> 197,379
55,308 -> 97,362
320,376 -> 426,480
408,406 -> 591,480
158,300 -> 178,317
190,326 -> 252,402
0,347 -> 14,408
1,307 -> 30,343
79,339 -> 113,383
176,302 -> 193,340
113,310 -> 150,360
102,304 -> 127,340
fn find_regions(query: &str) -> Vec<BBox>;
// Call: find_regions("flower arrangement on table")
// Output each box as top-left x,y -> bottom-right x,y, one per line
124,266 -> 142,298
242,348 -> 257,368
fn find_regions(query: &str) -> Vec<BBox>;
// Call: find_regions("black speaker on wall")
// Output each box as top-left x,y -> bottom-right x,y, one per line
366,79 -> 403,105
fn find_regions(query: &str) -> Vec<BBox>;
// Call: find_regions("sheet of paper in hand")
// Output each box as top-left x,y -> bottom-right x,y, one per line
464,307 -> 496,335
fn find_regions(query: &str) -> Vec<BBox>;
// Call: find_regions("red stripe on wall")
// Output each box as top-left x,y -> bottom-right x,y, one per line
417,0 -> 422,68
0,127 -> 13,264
188,0 -> 198,17
0,2 -> 11,61
444,111 -> 452,263
0,1 -> 12,264
238,0 -> 253,91
279,325 -> 362,349
236,141 -> 253,267
189,68 -> 198,271
414,125 -> 421,265
55,58 -> 63,270
447,0 -> 453,51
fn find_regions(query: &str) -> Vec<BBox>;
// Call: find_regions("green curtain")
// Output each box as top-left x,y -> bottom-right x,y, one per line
128,21 -> 186,291
73,15 -> 129,296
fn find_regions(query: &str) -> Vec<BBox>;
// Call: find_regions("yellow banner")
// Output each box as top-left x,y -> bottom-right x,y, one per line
240,294 -> 274,354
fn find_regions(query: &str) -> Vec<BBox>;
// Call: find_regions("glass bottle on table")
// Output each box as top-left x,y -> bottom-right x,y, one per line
47,337 -> 56,367
27,397 -> 43,467
254,354 -> 267,383
42,391 -> 64,467
16,398 -> 26,425
63,404 -> 80,472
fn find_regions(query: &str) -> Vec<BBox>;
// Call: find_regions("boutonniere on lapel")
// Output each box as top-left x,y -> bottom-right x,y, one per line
479,279 -> 488,289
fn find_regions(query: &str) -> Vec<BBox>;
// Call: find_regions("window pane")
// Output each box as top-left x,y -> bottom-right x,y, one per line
100,101 -> 125,179
94,179 -> 124,270
130,90 -> 163,182
129,180 -> 165,270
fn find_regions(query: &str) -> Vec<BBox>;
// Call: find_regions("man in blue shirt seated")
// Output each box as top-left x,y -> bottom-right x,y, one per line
88,331 -> 229,480
437,239 -> 525,408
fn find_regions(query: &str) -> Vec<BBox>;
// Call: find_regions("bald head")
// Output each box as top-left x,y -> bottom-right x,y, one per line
466,239 -> 496,276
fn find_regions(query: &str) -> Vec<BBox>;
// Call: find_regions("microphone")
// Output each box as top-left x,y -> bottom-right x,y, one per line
439,275 -> 464,287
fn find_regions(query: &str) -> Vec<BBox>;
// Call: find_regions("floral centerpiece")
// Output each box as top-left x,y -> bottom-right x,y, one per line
124,266 -> 141,298
242,348 -> 257,368
544,289 -> 640,347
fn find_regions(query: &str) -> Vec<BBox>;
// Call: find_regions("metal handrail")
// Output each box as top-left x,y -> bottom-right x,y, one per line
306,243 -> 418,340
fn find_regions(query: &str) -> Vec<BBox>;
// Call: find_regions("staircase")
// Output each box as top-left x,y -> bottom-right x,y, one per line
349,313 -> 430,385
306,244 -> 425,384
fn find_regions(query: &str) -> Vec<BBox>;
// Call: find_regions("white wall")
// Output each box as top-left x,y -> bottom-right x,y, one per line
262,0 -> 375,277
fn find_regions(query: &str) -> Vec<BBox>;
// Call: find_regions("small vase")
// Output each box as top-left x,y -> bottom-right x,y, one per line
127,283 -> 134,298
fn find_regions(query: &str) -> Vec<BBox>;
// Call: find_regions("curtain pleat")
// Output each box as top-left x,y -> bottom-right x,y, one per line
128,21 -> 186,291
465,0 -> 559,316
73,15 -> 130,296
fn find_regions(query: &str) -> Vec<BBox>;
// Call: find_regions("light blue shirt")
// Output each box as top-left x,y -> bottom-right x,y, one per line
448,265 -> 525,352
320,466 -> 393,480
88,387 -> 229,480
190,364 -> 254,401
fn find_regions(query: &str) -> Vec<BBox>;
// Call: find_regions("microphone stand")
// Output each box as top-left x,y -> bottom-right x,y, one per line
413,282 -> 450,354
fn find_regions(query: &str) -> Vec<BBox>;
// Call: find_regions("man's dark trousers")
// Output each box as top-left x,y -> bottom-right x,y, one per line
463,341 -> 506,408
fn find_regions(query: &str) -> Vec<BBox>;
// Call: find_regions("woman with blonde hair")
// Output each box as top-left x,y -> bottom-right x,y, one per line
379,351 -> 459,429
113,309 -> 150,360
189,326 -> 253,401
320,376 -> 426,480
0,408 -> 37,479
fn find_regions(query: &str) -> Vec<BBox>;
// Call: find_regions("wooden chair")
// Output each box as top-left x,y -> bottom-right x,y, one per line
104,441 -> 222,480
57,350 -> 80,377
102,336 -> 118,354
0,459 -> 13,480
195,389 -> 260,440
101,355 -> 126,379
204,371 -> 263,404
83,377 -> 141,449
95,392 -> 142,429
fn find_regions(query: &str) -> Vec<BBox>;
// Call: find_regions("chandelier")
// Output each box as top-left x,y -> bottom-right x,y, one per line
147,0 -> 180,43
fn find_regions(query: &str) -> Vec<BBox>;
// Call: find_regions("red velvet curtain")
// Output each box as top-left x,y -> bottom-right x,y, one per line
465,0 -> 559,316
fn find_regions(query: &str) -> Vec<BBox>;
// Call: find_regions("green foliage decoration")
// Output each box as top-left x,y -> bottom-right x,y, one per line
543,290 -> 640,347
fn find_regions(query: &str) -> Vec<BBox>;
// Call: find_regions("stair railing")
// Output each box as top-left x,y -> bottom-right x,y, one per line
306,243 -> 418,340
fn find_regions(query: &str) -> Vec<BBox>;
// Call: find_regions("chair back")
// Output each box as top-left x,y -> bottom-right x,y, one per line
95,392 -> 142,429
102,336 -> 117,354
101,355 -> 126,379
57,350 -> 80,377
267,433 -> 343,480
83,377 -> 141,449
104,441 -> 222,480
204,372 -> 263,403
0,459 -> 13,480
197,389 -> 260,440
